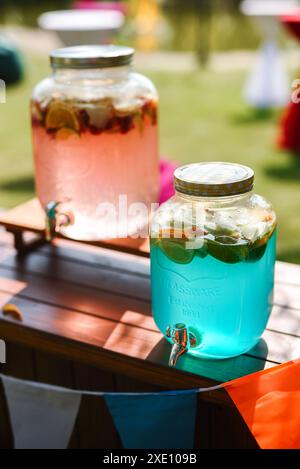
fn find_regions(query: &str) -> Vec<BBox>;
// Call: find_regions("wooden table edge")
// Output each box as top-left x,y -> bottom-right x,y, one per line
0,319 -> 231,407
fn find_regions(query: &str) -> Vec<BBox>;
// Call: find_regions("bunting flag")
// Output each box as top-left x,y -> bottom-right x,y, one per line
2,374 -> 82,449
225,358 -> 300,449
2,360 -> 300,450
104,390 -> 197,449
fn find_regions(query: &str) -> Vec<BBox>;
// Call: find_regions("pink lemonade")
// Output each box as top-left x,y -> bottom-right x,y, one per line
31,98 -> 159,240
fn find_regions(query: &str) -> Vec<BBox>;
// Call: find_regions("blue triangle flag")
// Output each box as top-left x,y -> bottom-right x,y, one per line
104,390 -> 197,449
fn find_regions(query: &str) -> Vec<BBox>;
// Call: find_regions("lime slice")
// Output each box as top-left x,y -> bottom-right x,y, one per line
46,101 -> 80,132
247,243 -> 267,262
207,236 -> 249,264
246,226 -> 275,262
195,245 -> 208,259
159,239 -> 194,264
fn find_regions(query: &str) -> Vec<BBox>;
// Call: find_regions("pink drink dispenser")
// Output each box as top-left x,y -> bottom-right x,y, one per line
31,45 -> 159,240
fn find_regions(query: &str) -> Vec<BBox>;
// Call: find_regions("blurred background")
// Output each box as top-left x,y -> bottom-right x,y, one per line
0,0 -> 300,262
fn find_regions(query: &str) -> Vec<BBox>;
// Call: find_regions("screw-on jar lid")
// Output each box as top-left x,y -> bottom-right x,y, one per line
174,162 -> 254,197
50,45 -> 134,69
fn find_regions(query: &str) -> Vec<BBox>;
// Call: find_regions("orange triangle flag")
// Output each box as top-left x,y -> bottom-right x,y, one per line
225,358 -> 300,449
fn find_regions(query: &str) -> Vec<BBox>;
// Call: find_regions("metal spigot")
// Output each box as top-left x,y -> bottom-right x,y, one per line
166,323 -> 197,367
45,201 -> 74,241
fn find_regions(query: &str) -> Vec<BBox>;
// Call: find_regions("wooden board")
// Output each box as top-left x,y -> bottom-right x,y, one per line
0,198 -> 149,257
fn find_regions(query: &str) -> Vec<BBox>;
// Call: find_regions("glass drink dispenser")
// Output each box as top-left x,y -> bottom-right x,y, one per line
150,162 -> 276,366
31,45 -> 159,240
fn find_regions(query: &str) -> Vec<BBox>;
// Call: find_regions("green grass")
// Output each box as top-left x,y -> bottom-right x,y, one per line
1,55 -> 300,263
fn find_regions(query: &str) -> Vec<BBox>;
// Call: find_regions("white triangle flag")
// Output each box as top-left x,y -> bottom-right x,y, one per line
2,374 -> 81,449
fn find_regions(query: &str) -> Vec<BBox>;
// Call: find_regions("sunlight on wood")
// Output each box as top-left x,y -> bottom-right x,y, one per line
103,323 -> 161,359
119,310 -> 158,332
0,277 -> 27,295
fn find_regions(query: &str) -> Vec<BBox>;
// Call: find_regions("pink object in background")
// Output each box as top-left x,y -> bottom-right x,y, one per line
73,1 -> 128,15
158,159 -> 177,205
278,11 -> 300,155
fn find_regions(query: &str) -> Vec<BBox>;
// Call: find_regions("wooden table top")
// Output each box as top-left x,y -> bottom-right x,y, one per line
0,204 -> 300,406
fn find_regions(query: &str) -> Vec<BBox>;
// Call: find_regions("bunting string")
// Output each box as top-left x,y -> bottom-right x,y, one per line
1,358 -> 300,449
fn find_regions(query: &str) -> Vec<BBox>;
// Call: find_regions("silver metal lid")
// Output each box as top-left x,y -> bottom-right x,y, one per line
174,162 -> 254,197
50,45 -> 134,69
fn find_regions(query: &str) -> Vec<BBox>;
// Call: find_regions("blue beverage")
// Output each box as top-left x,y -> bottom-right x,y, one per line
151,230 -> 276,359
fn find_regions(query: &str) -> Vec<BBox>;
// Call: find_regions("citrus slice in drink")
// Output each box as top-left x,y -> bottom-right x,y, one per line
159,238 -> 194,264
247,226 -> 275,262
207,236 -> 249,264
195,245 -> 208,259
56,128 -> 79,140
247,243 -> 267,262
45,101 -> 80,132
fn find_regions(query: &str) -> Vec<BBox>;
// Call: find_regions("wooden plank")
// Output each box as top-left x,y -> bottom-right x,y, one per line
39,238 -> 150,277
0,265 -> 153,324
268,305 -> 300,337
0,250 -> 151,302
275,261 -> 300,287
274,283 -> 300,311
0,198 -> 149,257
0,199 -> 45,232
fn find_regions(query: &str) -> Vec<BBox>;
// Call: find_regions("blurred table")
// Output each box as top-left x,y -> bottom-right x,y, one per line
38,9 -> 125,46
1,201 -> 300,447
73,1 -> 128,15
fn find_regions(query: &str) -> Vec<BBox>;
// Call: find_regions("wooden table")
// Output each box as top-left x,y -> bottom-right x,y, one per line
0,201 -> 300,448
